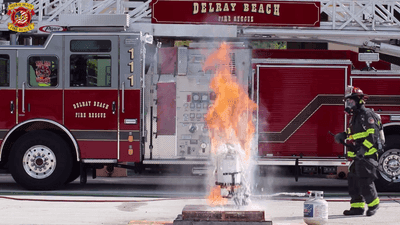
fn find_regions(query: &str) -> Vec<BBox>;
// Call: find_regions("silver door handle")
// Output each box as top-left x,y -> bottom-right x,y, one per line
22,82 -> 25,113
112,101 -> 116,115
122,82 -> 125,113
124,119 -> 137,125
10,101 -> 14,114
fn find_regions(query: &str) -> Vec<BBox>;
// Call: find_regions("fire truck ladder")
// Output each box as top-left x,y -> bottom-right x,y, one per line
241,0 -> 400,57
1,0 -> 400,57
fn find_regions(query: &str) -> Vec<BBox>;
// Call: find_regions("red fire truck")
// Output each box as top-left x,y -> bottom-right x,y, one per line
0,0 -> 399,191
0,32 -> 398,191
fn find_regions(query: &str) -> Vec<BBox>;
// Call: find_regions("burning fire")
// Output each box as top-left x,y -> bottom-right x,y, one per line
207,186 -> 228,206
204,43 -> 257,206
204,42 -> 257,161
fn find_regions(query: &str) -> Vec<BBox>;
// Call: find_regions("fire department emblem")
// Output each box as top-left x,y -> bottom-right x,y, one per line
7,3 -> 35,32
35,61 -> 51,85
368,117 -> 375,124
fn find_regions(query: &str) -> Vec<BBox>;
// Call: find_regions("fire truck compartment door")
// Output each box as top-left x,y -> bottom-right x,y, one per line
256,65 -> 346,158
17,36 -> 63,124
0,50 -> 17,133
64,35 -> 119,159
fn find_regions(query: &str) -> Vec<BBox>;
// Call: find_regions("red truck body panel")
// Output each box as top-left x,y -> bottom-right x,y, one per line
256,65 -> 346,157
0,90 -> 16,129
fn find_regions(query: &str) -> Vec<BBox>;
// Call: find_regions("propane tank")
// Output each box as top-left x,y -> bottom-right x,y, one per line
303,191 -> 328,225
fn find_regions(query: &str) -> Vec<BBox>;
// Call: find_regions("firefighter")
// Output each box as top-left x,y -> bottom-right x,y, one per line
334,86 -> 380,216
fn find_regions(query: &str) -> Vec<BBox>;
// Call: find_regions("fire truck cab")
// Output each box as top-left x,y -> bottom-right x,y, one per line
0,32 -> 149,189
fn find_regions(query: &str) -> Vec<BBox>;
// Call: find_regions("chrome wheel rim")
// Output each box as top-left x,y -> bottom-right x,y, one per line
379,149 -> 400,183
22,145 -> 56,179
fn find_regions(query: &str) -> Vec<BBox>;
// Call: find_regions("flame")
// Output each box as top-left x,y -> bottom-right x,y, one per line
203,43 -> 257,206
204,43 -> 257,161
207,185 -> 228,206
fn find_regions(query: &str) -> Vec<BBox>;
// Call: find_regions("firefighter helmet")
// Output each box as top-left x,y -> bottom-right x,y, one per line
345,86 -> 367,100
344,86 -> 367,115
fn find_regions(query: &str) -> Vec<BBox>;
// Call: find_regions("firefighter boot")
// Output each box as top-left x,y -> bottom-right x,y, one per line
343,208 -> 364,216
366,204 -> 379,216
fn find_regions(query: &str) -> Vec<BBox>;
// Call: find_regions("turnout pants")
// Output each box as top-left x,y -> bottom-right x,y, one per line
348,160 -> 380,209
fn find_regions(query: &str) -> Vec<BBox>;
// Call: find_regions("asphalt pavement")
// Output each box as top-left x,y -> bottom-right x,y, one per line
0,173 -> 399,225
0,194 -> 399,225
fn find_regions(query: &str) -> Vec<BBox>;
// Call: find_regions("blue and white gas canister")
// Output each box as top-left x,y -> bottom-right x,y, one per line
303,190 -> 328,225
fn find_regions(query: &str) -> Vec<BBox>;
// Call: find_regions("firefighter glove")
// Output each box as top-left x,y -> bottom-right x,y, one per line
334,132 -> 347,144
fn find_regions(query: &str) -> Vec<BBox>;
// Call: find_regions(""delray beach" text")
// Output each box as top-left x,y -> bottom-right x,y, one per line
192,2 -> 280,16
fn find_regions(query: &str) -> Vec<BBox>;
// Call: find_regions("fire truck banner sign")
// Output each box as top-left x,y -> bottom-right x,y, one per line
151,0 -> 320,27
7,3 -> 35,32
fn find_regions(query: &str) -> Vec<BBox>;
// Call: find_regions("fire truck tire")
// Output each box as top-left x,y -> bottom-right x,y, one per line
8,130 -> 73,190
375,135 -> 400,192
65,161 -> 80,184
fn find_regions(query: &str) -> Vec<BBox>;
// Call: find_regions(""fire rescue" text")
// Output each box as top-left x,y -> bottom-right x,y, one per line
75,113 -> 107,118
